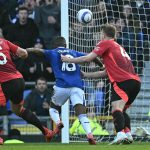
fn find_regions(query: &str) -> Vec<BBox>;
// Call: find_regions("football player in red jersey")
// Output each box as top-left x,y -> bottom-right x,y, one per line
0,37 -> 53,142
0,85 -> 6,107
61,24 -> 141,144
0,86 -> 5,145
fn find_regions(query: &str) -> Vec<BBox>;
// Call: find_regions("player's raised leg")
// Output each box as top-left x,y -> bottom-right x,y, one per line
1,78 -> 53,142
11,103 -> 53,142
49,102 -> 64,135
49,86 -> 70,137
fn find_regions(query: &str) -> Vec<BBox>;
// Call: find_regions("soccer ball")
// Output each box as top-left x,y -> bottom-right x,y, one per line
77,9 -> 92,24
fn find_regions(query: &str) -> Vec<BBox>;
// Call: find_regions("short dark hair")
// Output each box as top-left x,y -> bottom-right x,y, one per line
101,24 -> 116,38
18,6 -> 28,12
35,77 -> 47,84
51,36 -> 66,48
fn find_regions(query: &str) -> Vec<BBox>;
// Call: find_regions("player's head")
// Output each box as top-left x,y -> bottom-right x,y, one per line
51,36 -> 66,48
101,24 -> 116,40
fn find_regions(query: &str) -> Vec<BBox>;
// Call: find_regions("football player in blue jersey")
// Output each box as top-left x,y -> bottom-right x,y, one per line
26,36 -> 96,144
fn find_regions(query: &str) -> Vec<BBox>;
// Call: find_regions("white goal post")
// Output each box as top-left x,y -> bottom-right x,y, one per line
61,0 -> 69,144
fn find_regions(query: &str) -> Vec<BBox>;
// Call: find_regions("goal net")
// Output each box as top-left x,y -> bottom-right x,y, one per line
63,0 -> 149,142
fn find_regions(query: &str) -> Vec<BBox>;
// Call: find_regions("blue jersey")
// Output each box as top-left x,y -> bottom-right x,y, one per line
44,47 -> 85,89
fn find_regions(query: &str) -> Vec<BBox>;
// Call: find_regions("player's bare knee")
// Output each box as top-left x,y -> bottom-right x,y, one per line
111,100 -> 126,113
74,104 -> 86,116
50,102 -> 61,114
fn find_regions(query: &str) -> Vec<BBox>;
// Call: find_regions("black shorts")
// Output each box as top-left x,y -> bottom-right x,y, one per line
1,78 -> 25,104
111,79 -> 141,108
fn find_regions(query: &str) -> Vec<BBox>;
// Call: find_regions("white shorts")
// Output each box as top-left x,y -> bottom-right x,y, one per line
51,85 -> 84,107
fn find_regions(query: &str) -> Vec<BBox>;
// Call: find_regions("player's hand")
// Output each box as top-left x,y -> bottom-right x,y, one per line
80,70 -> 85,78
61,54 -> 70,62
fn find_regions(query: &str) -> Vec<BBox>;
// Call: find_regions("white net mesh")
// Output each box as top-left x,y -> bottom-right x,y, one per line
67,0 -> 149,142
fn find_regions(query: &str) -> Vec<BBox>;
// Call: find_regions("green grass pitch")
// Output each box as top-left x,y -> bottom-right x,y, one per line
1,142 -> 150,150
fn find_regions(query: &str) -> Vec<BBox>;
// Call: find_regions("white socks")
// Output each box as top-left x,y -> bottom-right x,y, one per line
49,108 -> 60,125
78,114 -> 91,135
49,108 -> 92,135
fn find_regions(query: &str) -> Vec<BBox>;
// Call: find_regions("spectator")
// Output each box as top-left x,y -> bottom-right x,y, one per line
131,0 -> 150,40
105,0 -> 123,18
5,6 -> 39,81
4,129 -> 24,144
115,18 -> 136,64
34,0 -> 60,48
6,6 -> 39,48
24,0 -> 37,19
28,37 -> 55,81
94,1 -> 108,25
69,22 -> 84,52
54,0 -> 60,8
83,62 -> 98,105
24,77 -> 53,116
94,80 -> 105,115
0,0 -> 18,30
131,0 -> 149,66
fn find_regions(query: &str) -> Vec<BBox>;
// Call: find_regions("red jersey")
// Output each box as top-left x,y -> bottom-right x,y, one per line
93,39 -> 140,83
0,38 -> 22,83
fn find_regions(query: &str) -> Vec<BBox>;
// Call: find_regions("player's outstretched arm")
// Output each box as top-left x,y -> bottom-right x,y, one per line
61,52 -> 97,64
26,48 -> 44,56
81,70 -> 107,78
93,57 -> 104,68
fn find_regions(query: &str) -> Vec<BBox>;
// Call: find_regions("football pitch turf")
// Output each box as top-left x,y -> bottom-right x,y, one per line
1,142 -> 150,150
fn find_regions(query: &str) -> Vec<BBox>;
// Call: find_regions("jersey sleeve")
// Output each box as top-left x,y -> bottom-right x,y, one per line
92,40 -> 109,56
44,50 -> 51,61
6,40 -> 18,54
76,51 -> 86,57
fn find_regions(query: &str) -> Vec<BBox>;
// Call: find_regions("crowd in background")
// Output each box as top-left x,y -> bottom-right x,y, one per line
0,0 -> 149,133
70,0 -> 149,75
0,0 -> 60,81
